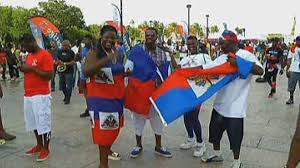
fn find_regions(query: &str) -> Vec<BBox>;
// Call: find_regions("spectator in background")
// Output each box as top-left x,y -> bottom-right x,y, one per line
265,39 -> 284,98
50,41 -> 59,92
6,44 -> 19,81
79,37 -> 93,118
286,36 -> 300,105
0,47 -> 7,80
57,40 -> 76,105
72,40 -> 81,89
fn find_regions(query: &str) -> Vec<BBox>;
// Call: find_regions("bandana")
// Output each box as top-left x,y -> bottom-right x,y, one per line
221,30 -> 238,42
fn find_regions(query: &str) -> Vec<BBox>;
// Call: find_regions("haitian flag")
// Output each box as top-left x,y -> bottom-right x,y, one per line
150,55 -> 254,125
30,17 -> 63,49
125,45 -> 171,116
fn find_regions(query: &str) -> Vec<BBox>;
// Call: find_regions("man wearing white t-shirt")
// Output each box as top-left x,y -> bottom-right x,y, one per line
178,36 -> 212,157
201,30 -> 263,168
286,36 -> 300,105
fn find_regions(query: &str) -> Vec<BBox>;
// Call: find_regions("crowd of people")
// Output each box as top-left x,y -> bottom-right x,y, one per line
0,25 -> 299,168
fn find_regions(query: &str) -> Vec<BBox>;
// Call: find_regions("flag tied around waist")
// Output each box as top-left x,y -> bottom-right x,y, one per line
150,54 -> 254,126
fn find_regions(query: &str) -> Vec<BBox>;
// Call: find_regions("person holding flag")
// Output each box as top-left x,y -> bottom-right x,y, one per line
84,25 -> 125,168
201,30 -> 263,168
125,27 -> 176,158
177,35 -> 212,157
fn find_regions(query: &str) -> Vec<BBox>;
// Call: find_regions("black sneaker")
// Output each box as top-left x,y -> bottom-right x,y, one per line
201,155 -> 224,163
3,132 -> 16,141
268,93 -> 273,98
154,147 -> 172,158
80,111 -> 89,118
286,99 -> 294,105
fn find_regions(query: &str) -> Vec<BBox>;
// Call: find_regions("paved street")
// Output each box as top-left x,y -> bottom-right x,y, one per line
0,75 -> 299,168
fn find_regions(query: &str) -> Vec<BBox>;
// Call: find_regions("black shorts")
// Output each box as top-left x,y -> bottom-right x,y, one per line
209,109 -> 244,151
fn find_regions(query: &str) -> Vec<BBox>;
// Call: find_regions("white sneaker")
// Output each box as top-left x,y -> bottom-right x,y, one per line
108,151 -> 121,161
193,143 -> 206,157
180,138 -> 196,150
231,159 -> 241,168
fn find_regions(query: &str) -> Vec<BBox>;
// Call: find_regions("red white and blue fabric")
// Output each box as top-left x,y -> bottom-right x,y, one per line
150,55 -> 254,126
87,54 -> 125,146
125,45 -> 171,116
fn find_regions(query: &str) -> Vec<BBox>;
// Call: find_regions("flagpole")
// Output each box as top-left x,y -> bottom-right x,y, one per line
120,0 -> 124,43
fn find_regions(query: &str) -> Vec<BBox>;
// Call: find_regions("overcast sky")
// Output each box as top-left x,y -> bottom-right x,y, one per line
2,0 -> 300,38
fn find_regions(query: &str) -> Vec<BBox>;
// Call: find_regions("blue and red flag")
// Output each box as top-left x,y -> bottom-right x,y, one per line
125,45 -> 170,116
30,17 -> 63,49
150,55 -> 254,126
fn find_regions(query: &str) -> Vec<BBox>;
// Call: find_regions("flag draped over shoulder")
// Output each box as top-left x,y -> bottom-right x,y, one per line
30,17 -> 63,49
150,56 -> 254,126
125,45 -> 170,116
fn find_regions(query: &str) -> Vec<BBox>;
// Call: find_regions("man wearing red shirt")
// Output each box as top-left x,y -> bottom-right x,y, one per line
20,34 -> 54,162
0,47 -> 7,80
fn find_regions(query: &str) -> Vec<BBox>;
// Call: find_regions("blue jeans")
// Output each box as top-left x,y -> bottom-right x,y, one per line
59,72 -> 74,102
184,109 -> 203,143
51,71 -> 56,91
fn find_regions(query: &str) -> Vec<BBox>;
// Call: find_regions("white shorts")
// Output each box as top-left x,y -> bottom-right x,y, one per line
132,106 -> 163,136
24,95 -> 52,135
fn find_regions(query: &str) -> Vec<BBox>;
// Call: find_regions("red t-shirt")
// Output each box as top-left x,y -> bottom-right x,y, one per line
24,49 -> 54,97
0,52 -> 7,64
244,46 -> 254,53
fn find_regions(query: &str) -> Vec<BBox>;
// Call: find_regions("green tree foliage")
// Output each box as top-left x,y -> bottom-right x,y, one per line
191,23 -> 204,38
88,24 -> 101,39
0,1 -> 226,47
210,25 -> 219,34
0,6 -> 32,45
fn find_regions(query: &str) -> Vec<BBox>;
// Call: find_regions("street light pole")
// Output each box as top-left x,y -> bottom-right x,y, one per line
111,0 -> 124,43
206,14 -> 209,40
186,4 -> 192,35
120,0 -> 124,43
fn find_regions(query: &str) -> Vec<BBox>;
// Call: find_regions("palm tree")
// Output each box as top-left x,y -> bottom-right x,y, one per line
210,25 -> 219,35
191,23 -> 204,38
235,27 -> 244,36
